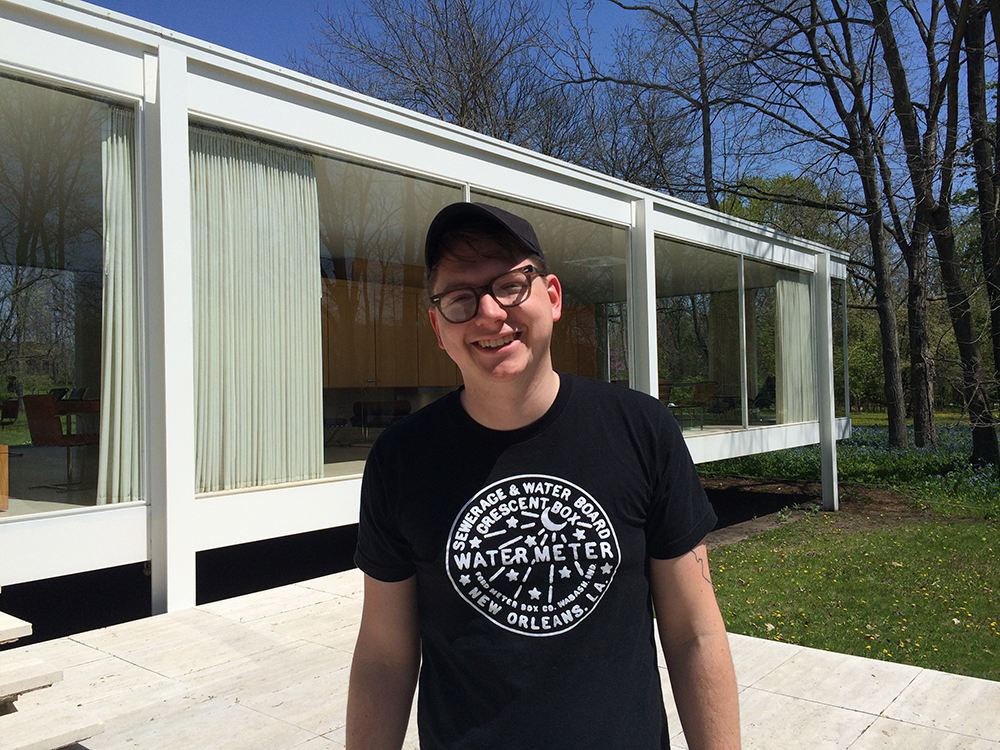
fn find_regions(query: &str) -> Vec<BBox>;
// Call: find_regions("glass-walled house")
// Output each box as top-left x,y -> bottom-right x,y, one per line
0,0 -> 849,614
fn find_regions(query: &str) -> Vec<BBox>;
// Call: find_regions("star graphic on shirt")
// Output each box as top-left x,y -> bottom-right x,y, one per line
525,535 -> 537,547
601,563 -> 614,575
506,568 -> 520,581
469,537 -> 481,549
559,566 -> 572,578
507,516 -> 519,528
459,574 -> 471,585
528,587 -> 541,600
573,528 -> 587,540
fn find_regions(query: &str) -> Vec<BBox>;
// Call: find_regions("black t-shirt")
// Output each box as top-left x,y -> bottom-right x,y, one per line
356,373 -> 717,749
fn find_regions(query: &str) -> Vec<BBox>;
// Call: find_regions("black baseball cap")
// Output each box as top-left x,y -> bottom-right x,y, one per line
424,202 -> 544,275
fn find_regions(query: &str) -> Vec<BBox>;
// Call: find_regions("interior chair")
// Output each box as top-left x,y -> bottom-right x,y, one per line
323,415 -> 348,445
658,382 -> 673,408
351,400 -> 411,441
675,381 -> 716,429
0,399 -> 18,428
690,381 -> 716,427
22,394 -> 98,491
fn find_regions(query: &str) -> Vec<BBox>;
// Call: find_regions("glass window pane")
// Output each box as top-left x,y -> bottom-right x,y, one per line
468,193 -> 630,385
0,76 -> 118,517
317,157 -> 462,470
745,258 -> 818,425
654,238 -> 742,432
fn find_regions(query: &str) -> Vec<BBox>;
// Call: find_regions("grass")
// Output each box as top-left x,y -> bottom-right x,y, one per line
0,414 -> 31,447
712,514 -> 1000,682
704,412 -> 1000,681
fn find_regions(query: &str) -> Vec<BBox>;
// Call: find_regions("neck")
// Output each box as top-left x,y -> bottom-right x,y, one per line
460,368 -> 561,431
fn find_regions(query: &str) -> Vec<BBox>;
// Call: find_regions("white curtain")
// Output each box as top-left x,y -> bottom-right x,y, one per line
98,107 -> 142,504
775,270 -> 818,423
190,129 -> 322,493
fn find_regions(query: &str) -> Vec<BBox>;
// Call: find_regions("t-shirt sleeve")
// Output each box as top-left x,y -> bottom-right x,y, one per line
354,446 -> 418,582
644,409 -> 717,559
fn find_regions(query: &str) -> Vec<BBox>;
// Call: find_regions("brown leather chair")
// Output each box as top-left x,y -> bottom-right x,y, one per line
22,394 -> 98,489
0,398 -> 18,428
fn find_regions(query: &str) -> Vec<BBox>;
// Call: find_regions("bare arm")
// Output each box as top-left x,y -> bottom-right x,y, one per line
346,574 -> 420,750
651,544 -> 741,750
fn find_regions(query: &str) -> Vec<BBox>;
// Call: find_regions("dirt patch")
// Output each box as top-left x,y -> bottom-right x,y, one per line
702,477 -> 934,551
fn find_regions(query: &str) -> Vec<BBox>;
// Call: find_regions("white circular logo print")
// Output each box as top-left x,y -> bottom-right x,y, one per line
446,474 -> 621,637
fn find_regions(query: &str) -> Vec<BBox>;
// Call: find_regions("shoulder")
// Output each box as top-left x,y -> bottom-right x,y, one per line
367,389 -> 460,456
564,373 -> 669,417
561,374 -> 685,448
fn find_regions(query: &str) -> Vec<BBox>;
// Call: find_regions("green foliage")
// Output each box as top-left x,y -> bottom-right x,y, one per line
700,423 -> 1000,519
725,175 -> 845,247
845,304 -> 892,411
713,518 -> 1000,681
0,413 -> 30,447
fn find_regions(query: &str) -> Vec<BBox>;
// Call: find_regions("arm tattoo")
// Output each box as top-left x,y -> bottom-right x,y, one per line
689,547 -> 712,586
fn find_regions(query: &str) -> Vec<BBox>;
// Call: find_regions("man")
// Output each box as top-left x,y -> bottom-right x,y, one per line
346,202 -> 741,749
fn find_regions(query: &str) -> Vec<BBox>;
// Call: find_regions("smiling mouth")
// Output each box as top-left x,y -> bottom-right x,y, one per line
476,333 -> 517,349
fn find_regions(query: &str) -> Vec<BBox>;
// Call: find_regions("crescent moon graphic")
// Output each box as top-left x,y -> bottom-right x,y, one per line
540,508 -> 567,532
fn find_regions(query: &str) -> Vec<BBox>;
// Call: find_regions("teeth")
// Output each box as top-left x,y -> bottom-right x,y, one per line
478,334 -> 515,349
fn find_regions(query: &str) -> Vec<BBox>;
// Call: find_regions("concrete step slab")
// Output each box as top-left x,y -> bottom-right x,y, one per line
0,704 -> 103,750
0,658 -> 62,705
0,611 -> 32,646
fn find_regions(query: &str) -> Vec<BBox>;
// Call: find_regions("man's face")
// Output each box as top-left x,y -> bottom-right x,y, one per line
428,243 -> 562,390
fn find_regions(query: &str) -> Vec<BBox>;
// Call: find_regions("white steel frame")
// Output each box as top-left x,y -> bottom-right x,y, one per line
0,0 -> 850,611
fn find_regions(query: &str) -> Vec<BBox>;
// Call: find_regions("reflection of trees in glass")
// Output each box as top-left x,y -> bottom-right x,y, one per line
604,302 -> 629,382
0,76 -> 104,395
657,294 -> 708,382
655,241 -> 739,392
317,156 -> 461,387
751,287 -> 776,402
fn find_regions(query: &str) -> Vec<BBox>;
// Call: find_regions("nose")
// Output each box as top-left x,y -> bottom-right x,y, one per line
475,290 -> 508,322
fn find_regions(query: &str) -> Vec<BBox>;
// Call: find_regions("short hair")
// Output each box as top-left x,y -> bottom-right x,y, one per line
425,219 -> 549,295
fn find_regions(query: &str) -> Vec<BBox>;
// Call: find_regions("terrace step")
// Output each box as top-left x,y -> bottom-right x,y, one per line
0,658 -> 62,709
0,704 -> 103,750
0,611 -> 31,646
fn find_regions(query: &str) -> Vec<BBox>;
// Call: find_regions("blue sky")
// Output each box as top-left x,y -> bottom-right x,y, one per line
87,0 -> 321,66
84,1 -> 628,70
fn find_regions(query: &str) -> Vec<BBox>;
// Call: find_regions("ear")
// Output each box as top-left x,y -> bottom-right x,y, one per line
545,273 -> 563,323
429,307 -> 446,349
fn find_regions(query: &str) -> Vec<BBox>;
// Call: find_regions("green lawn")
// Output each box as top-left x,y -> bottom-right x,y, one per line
0,415 -> 30,447
705,412 -> 999,681
712,511 -> 999,681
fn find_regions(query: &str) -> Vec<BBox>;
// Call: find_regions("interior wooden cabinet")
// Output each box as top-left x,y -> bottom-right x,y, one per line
552,304 -> 598,379
322,278 -> 377,387
416,294 -> 462,387
321,267 -> 461,389
322,262 -> 599,389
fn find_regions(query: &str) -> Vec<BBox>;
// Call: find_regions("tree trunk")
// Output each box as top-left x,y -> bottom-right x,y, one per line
906,231 -> 936,446
932,211 -> 1000,466
964,3 -> 1000,404
868,0 -> 994,458
868,217 -> 908,447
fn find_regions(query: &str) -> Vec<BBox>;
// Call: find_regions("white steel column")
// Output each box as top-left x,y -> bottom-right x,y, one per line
816,252 -> 839,511
144,46 -> 198,611
629,198 -> 658,396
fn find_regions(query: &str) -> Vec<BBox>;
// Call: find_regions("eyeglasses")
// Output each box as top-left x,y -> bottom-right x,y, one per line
429,265 -> 543,324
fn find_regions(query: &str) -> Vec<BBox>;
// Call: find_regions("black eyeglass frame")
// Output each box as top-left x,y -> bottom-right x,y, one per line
429,264 -> 545,324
